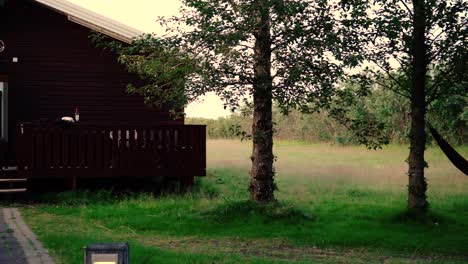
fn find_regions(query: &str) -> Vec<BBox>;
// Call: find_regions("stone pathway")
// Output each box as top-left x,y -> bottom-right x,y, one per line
0,208 -> 54,264
0,209 -> 27,264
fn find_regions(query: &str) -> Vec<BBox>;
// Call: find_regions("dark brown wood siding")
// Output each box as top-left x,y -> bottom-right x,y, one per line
0,0 -> 182,134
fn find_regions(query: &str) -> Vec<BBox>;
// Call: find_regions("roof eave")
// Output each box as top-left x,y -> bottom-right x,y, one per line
34,0 -> 144,44
67,15 -> 133,44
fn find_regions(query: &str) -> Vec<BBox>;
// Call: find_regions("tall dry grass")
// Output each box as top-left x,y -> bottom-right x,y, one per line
207,140 -> 468,198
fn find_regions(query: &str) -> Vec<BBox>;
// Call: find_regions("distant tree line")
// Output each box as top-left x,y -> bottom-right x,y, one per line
187,86 -> 467,146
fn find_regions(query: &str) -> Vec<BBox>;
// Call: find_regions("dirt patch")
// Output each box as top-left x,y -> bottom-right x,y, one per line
136,235 -> 466,263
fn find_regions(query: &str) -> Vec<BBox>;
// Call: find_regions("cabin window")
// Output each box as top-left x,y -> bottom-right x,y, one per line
0,81 -> 8,141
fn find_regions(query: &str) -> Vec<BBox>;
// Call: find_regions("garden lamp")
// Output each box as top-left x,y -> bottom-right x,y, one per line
84,243 -> 129,264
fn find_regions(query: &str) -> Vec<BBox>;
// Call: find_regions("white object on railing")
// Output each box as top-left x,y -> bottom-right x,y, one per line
75,107 -> 80,122
61,117 -> 75,123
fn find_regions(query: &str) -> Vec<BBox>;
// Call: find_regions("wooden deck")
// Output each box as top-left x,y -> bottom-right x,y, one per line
14,123 -> 206,181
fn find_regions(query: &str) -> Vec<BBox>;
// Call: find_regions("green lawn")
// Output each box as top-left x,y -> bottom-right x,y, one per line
18,140 -> 468,263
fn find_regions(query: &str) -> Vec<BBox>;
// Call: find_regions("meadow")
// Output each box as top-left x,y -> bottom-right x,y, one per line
19,140 -> 468,263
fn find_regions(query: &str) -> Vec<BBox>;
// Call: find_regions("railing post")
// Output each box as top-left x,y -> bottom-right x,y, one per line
16,122 -> 33,173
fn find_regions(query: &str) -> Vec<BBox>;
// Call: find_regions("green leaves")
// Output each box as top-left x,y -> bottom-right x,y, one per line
152,0 -> 368,114
92,0 -> 465,151
91,32 -> 202,118
95,0 -> 378,121
341,0 -> 466,144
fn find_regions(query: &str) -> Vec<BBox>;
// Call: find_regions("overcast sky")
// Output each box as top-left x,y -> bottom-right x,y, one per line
67,0 -> 232,119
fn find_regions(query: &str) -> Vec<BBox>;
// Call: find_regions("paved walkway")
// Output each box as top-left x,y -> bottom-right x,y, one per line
0,209 -> 27,264
0,208 -> 54,264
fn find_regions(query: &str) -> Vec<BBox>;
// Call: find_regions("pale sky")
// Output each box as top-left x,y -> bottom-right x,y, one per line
67,0 -> 231,119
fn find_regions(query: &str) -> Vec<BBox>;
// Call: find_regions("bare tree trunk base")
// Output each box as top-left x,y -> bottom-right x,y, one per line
408,170 -> 428,214
249,177 -> 275,203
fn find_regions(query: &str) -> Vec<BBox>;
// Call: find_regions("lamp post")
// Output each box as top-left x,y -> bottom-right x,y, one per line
84,243 -> 129,264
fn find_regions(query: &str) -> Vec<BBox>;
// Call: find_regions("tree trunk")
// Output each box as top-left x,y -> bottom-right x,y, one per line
249,2 -> 275,203
408,0 -> 428,213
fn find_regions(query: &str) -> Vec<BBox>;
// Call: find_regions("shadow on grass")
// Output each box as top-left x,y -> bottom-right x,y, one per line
202,200 -> 314,223
391,208 -> 455,227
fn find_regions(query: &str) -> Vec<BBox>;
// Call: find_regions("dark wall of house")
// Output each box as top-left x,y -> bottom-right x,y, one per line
0,0 -> 182,136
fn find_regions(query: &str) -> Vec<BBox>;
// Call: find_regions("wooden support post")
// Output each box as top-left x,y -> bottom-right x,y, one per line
180,176 -> 194,192
72,176 -> 77,191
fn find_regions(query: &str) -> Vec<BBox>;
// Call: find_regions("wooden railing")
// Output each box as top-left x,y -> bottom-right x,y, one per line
16,123 -> 206,179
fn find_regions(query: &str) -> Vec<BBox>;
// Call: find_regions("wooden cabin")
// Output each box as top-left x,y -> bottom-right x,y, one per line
0,0 -> 206,193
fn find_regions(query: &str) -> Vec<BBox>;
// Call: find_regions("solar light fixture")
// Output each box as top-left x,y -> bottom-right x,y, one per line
85,243 -> 129,264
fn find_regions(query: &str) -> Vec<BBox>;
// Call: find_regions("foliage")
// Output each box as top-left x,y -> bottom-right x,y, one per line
341,0 -> 467,100
91,34 -> 200,117
339,0 -> 467,133
153,0 -> 353,113
328,87 -> 390,149
188,85 -> 467,145
187,116 -> 249,139
93,1 -> 317,110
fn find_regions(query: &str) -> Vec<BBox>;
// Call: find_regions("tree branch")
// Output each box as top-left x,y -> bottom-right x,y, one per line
399,0 -> 414,16
390,54 -> 412,79
374,80 -> 410,98
369,58 -> 409,92
428,29 -> 445,47
428,30 -> 465,62
427,65 -> 457,103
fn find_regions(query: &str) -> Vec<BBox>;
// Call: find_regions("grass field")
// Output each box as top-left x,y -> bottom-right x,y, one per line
19,140 -> 468,263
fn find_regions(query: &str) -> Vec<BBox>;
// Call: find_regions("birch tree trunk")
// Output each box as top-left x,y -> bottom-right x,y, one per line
249,1 -> 275,203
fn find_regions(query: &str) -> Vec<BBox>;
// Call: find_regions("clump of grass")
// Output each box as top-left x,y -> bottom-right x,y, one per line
28,176 -> 222,206
192,177 -> 220,198
204,200 -> 314,223
346,188 -> 376,198
33,189 -> 153,206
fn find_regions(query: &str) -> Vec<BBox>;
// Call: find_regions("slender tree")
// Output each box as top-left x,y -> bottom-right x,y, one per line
96,0 -> 368,203
343,0 -> 467,213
